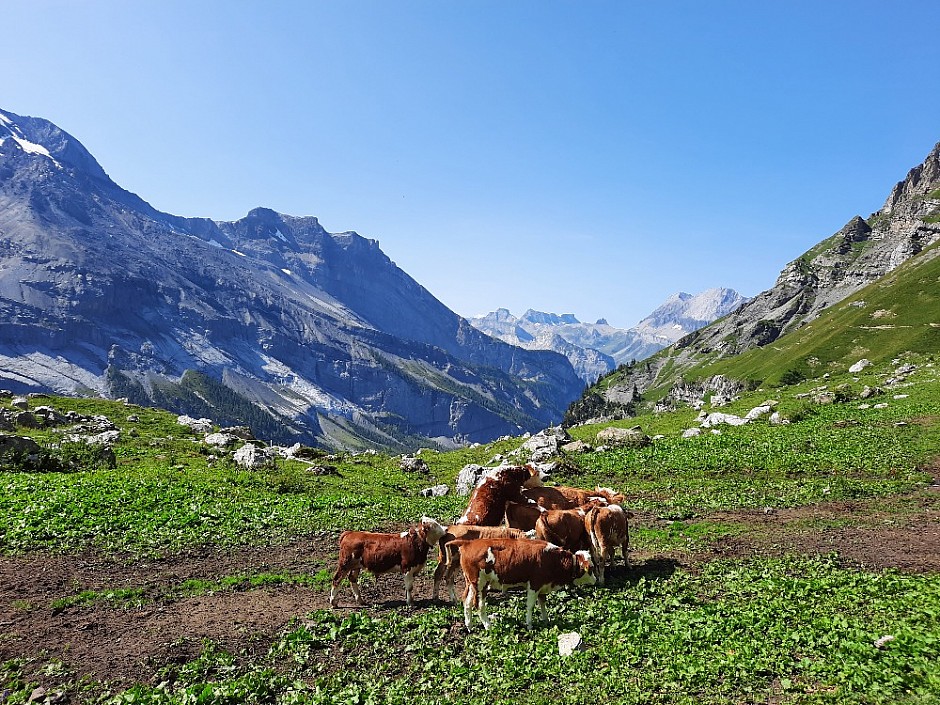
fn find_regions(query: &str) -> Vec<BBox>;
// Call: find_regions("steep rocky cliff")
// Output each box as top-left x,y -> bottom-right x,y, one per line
0,108 -> 584,450
568,142 -> 940,421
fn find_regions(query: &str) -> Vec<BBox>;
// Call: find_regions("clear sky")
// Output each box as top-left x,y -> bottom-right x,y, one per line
3,1 -> 939,328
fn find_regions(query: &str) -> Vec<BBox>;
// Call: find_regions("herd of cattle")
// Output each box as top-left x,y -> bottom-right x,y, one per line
329,464 -> 633,630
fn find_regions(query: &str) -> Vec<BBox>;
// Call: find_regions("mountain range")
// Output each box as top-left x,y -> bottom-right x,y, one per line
468,287 -> 747,382
567,141 -> 940,422
0,107 -> 585,450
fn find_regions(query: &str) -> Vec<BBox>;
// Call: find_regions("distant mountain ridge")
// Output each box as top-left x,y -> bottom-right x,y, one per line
566,141 -> 940,422
468,287 -> 747,382
0,107 -> 584,450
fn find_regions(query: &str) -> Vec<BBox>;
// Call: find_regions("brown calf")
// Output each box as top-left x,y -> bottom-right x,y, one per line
451,537 -> 596,629
533,506 -> 594,553
522,485 -> 623,509
330,517 -> 447,607
505,500 -> 546,531
585,504 -> 633,585
456,464 -> 545,526
431,525 -> 531,602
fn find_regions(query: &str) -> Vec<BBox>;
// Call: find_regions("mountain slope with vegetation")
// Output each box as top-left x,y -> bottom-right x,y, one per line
567,142 -> 940,422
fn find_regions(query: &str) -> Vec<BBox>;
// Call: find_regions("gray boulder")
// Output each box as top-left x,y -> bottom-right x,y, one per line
561,440 -> 592,454
456,464 -> 486,495
177,415 -> 214,433
400,456 -> 430,474
682,427 -> 703,438
849,359 -> 871,373
11,397 -> 28,410
596,426 -> 651,447
205,432 -> 241,448
233,443 -> 273,469
701,412 -> 748,428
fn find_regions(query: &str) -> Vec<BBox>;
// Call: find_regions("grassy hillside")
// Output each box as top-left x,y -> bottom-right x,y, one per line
696,241 -> 940,388
1,357 -> 939,703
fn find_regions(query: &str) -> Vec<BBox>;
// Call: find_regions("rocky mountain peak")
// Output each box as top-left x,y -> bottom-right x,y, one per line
0,108 -> 109,181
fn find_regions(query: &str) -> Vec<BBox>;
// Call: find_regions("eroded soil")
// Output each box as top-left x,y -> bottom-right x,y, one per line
2,488 -> 939,695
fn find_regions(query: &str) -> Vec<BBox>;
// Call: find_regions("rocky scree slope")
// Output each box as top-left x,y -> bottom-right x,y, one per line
567,141 -> 940,422
0,108 -> 584,450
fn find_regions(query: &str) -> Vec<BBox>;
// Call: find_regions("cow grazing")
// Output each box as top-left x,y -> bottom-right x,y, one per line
533,506 -> 594,553
456,464 -> 546,526
505,500 -> 546,531
431,524 -> 532,602
585,504 -> 633,585
330,516 -> 447,607
451,537 -> 596,629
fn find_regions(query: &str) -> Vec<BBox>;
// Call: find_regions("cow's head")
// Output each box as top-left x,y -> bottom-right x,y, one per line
419,516 -> 447,546
522,463 -> 548,488
595,486 -> 626,505
573,550 -> 597,587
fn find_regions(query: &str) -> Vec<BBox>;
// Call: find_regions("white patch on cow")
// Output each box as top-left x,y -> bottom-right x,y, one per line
608,504 -> 625,514
524,530 -> 537,539
595,486 -> 617,495
575,549 -> 593,562
543,543 -> 560,552
485,547 -> 496,563
587,496 -> 609,505
400,531 -> 409,538
577,509 -> 586,516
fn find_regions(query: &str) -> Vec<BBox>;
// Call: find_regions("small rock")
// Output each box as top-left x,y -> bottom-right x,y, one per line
892,394 -> 909,399
701,412 -> 748,428
177,415 -> 213,433
873,635 -> 895,649
204,432 -> 240,448
681,428 -> 702,438
558,631 -> 586,657
11,397 -> 28,410
126,414 -> 140,422
896,364 -> 916,375
849,359 -> 871,373
400,456 -> 430,474
13,411 -> 39,428
873,403 -> 888,409
595,426 -> 651,448
420,484 -> 449,497
857,403 -> 871,410
561,440 -> 592,454
233,443 -> 272,469
744,405 -> 773,421
768,412 -> 790,425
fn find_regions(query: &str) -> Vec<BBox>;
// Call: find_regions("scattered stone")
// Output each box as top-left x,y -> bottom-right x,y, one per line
681,427 -> 703,438
652,434 -> 665,440
558,631 -> 586,657
873,635 -> 895,649
13,411 -> 39,428
0,433 -> 42,458
894,422 -> 908,427
859,386 -> 884,399
873,403 -> 889,409
517,426 -> 570,461
857,403 -> 871,410
85,430 -> 121,446
233,443 -> 272,469
400,456 -> 430,474
813,392 -> 836,405
420,484 -> 449,497
896,363 -> 916,375
11,397 -> 28,410
849,359 -> 871,373
561,440 -> 592,454
177,415 -> 214,433
744,404 -> 773,421
456,464 -> 486,495
595,426 -> 651,448
0,389 -> 12,398
205,432 -> 240,448
701,412 -> 748,428
893,394 -> 910,399
768,412 -> 790,425
126,414 -> 140,422
710,429 -> 722,435
308,464 -> 340,477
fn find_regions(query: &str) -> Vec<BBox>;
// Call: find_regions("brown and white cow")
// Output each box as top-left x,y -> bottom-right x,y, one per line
533,506 -> 595,553
450,537 -> 596,629
431,524 -> 532,602
522,484 -> 623,509
505,500 -> 546,531
330,517 -> 447,608
585,504 -> 633,585
455,464 -> 545,526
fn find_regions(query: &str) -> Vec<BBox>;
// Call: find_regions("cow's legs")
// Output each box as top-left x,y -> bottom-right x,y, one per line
404,567 -> 417,607
446,561 -> 462,603
525,586 -> 538,629
463,582 -> 477,630
537,592 -> 549,624
349,568 -> 363,604
478,576 -> 493,630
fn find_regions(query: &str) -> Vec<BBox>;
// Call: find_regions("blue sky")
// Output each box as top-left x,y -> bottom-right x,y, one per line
4,1 -> 939,328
